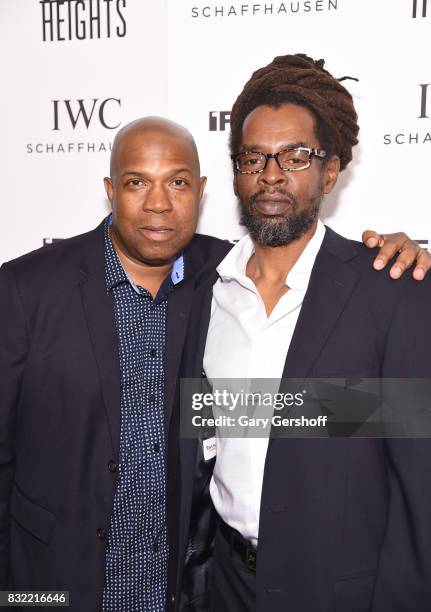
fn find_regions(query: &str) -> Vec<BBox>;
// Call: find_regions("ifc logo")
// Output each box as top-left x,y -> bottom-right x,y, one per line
209,111 -> 231,131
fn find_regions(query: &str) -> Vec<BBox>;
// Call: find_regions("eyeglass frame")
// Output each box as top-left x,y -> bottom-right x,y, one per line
231,147 -> 327,174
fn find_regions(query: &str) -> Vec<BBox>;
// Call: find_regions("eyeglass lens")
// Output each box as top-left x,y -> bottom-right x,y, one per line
236,148 -> 311,172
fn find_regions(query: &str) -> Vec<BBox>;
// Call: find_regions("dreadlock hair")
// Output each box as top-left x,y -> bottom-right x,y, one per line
230,53 -> 359,171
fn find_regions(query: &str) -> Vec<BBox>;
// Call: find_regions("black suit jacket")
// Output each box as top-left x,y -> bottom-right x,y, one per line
0,219 -> 227,611
172,226 -> 431,612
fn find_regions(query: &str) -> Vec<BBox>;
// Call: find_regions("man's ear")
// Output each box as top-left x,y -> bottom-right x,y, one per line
104,177 -> 114,205
323,155 -> 340,194
199,176 -> 207,201
233,173 -> 239,197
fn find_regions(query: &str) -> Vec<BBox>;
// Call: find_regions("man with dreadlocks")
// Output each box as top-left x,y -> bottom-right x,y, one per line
170,54 -> 431,612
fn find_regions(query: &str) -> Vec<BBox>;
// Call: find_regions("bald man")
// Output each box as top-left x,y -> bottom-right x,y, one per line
0,117 -> 428,612
0,117 -> 221,612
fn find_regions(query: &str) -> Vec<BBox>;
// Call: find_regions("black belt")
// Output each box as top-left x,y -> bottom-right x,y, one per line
218,518 -> 257,572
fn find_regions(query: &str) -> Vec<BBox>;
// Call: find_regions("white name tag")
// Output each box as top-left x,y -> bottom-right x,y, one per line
203,436 -> 217,461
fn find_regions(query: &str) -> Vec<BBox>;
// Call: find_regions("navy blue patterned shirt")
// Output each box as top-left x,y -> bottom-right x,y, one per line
102,218 -> 184,611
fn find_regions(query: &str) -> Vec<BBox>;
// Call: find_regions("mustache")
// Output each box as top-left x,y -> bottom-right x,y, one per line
246,189 -> 298,208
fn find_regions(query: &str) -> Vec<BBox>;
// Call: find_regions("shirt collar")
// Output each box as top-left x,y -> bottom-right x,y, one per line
217,219 -> 326,294
286,220 -> 325,293
104,215 -> 185,294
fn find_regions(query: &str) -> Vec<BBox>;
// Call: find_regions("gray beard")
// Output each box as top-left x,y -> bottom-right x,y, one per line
239,189 -> 323,247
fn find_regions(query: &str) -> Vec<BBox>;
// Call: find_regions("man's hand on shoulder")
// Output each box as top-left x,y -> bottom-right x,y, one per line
362,230 -> 431,281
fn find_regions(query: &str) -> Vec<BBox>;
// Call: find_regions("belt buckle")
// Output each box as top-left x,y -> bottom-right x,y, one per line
245,546 -> 257,572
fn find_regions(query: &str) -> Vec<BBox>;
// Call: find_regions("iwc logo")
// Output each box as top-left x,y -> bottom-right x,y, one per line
383,84 -> 431,146
26,97 -> 122,155
52,98 -> 122,130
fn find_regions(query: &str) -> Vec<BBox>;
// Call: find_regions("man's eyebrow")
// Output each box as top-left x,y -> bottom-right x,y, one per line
169,168 -> 194,175
239,141 -> 309,151
121,171 -> 144,177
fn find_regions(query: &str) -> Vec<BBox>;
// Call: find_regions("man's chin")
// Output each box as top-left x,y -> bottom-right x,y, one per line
240,194 -> 322,247
137,249 -> 178,267
241,214 -> 317,247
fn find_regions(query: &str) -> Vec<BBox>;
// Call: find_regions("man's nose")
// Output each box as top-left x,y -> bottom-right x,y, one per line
258,157 -> 287,186
142,184 -> 173,213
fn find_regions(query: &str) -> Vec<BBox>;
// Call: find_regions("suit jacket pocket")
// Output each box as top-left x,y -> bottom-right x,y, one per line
335,573 -> 376,612
10,484 -> 56,545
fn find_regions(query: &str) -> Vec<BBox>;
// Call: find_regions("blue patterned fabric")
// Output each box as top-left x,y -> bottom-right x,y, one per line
102,220 -> 183,611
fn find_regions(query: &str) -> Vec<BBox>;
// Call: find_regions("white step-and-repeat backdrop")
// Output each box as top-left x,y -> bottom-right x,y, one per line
1,0 -> 430,263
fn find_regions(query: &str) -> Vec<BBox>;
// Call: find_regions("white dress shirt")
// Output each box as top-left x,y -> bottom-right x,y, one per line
203,220 -> 326,546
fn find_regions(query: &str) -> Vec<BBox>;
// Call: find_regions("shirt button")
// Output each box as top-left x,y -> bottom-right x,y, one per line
149,393 -> 156,403
97,528 -> 107,540
170,594 -> 175,605
150,348 -> 157,357
153,443 -> 160,453
108,460 -> 118,473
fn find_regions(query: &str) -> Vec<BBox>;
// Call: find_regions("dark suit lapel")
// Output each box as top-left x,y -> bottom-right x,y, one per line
166,243 -> 223,433
177,271 -> 219,579
282,227 -> 360,380
164,277 -> 196,434
79,224 -> 121,458
266,228 -> 361,477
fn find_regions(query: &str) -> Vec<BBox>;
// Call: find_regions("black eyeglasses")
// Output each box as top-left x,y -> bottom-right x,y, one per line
231,147 -> 327,174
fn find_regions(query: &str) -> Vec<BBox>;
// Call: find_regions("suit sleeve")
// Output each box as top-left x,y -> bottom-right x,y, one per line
371,278 -> 431,611
0,263 -> 29,586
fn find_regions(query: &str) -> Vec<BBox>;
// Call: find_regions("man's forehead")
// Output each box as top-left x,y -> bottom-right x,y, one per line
243,104 -> 315,130
241,104 -> 317,146
112,125 -> 200,175
120,127 -> 194,152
